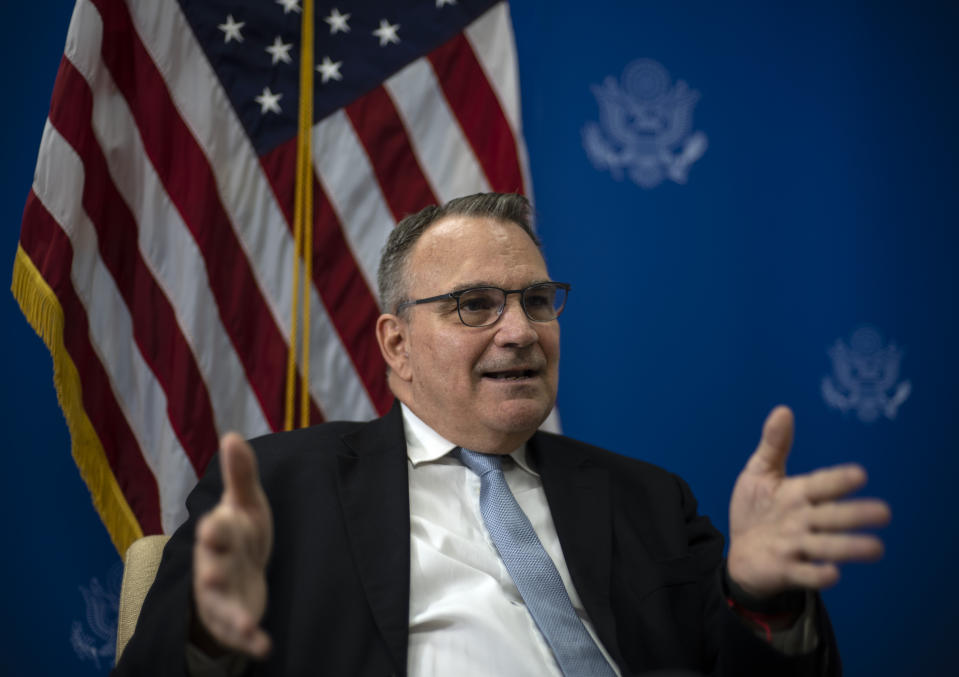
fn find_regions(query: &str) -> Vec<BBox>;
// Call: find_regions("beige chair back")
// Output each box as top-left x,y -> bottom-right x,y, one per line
115,534 -> 170,664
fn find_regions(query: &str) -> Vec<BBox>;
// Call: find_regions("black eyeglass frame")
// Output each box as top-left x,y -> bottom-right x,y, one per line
395,282 -> 571,328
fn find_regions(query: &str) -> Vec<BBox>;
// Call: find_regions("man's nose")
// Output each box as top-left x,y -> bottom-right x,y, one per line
493,295 -> 538,347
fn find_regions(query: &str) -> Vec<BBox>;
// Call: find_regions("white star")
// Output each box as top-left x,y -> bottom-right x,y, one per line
275,0 -> 301,14
324,8 -> 351,34
218,14 -> 245,44
266,36 -> 293,65
372,19 -> 400,46
316,56 -> 343,83
255,87 -> 283,114
436,0 -> 457,7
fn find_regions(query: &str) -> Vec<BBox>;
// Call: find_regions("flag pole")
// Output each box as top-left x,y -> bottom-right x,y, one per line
286,0 -> 315,431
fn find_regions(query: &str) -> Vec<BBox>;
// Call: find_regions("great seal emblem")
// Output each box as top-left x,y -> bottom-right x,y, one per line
821,326 -> 911,423
70,564 -> 121,669
582,58 -> 708,188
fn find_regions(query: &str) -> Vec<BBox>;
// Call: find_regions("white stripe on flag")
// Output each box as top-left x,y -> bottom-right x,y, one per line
33,120 -> 197,532
64,1 -> 272,440
465,3 -> 522,138
465,2 -> 533,198
313,110 -> 396,295
386,58 -> 492,204
125,0 -> 377,422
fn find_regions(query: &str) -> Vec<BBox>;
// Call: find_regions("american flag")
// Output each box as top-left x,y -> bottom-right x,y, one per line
13,0 -> 531,554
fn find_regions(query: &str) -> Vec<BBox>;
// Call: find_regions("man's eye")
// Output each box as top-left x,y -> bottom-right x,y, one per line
460,292 -> 498,312
525,293 -> 551,308
526,285 -> 559,309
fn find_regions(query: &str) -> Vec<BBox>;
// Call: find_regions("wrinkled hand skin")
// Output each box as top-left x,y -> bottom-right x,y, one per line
727,406 -> 892,599
192,432 -> 274,658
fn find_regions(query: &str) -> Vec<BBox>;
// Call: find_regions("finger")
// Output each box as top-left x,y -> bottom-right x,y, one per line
245,628 -> 272,659
783,561 -> 840,590
196,507 -> 260,585
808,499 -> 892,531
196,510 -> 241,554
744,406 -> 795,476
800,532 -> 885,563
198,590 -> 272,658
797,464 -> 868,503
197,589 -> 251,641
220,432 -> 264,509
194,542 -> 240,593
194,521 -> 236,591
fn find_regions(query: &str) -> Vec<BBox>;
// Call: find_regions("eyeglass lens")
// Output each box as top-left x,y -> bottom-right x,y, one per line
458,284 -> 566,327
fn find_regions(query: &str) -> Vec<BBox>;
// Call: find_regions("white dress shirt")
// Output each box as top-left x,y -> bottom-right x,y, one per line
402,404 -> 620,676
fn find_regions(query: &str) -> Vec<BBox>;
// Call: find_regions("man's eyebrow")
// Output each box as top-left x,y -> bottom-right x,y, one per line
446,281 -> 489,294
448,278 -> 553,293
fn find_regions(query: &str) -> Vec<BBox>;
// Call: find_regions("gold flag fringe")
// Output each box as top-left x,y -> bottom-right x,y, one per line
11,244 -> 143,555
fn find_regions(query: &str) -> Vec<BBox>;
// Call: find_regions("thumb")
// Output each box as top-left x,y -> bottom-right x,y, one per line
743,405 -> 795,476
219,432 -> 265,509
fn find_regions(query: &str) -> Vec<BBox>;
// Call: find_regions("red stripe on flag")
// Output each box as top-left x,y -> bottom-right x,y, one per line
345,87 -> 439,220
260,140 -> 393,415
428,33 -> 525,195
92,0 -> 314,431
20,192 -> 164,534
48,57 -> 219,477
311,176 -> 394,415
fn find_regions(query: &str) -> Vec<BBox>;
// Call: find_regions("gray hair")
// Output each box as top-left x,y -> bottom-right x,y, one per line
377,193 -> 541,315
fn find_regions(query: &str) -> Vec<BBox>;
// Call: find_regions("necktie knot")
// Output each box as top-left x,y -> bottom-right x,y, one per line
457,447 -> 503,477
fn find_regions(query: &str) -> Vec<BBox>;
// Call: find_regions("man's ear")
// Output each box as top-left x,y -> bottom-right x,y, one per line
376,313 -> 412,381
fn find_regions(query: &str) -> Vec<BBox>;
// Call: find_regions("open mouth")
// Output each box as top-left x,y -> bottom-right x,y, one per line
483,369 -> 538,381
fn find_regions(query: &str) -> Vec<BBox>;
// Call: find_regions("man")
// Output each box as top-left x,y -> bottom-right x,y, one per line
114,193 -> 890,676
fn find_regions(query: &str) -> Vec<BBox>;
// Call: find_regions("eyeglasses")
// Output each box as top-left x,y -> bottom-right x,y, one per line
396,282 -> 570,328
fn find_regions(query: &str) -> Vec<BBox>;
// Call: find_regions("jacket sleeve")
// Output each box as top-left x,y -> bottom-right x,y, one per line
669,473 -> 841,677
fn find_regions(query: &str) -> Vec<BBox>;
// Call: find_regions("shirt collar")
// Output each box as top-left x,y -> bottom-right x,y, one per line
400,403 -> 538,476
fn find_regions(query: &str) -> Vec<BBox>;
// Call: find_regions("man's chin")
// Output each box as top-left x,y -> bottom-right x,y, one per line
487,399 -> 553,434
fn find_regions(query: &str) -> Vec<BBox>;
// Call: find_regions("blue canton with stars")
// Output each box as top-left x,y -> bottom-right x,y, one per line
177,0 -> 499,156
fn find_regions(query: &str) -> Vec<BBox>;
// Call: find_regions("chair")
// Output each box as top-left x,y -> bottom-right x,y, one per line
115,534 -> 170,664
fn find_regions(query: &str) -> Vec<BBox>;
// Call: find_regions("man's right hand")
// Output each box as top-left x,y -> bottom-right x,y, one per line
192,432 -> 273,658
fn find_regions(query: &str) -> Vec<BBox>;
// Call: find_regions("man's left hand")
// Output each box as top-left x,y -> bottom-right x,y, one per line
727,406 -> 891,599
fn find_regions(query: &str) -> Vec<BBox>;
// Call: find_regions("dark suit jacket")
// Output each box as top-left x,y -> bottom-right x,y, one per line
114,404 -> 840,676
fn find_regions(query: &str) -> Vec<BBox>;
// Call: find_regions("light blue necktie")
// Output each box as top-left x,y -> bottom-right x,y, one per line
457,447 -> 616,677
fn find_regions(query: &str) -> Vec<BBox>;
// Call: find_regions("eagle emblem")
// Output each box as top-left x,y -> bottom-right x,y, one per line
582,59 -> 708,188
70,564 -> 121,669
821,327 -> 911,423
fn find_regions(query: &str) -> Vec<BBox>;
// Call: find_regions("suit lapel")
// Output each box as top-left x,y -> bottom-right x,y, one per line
332,413 -> 627,674
532,432 -> 626,669
336,404 -> 410,674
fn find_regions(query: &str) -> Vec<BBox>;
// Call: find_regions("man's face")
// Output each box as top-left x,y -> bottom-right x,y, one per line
394,215 -> 560,452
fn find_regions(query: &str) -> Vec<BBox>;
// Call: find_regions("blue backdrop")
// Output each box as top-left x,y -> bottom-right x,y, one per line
2,1 -> 956,674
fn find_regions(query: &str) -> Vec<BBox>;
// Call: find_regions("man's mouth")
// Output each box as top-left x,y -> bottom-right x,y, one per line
482,369 -> 538,381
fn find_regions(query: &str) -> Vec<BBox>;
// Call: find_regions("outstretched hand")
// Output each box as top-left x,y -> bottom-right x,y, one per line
192,433 -> 273,658
727,406 -> 891,599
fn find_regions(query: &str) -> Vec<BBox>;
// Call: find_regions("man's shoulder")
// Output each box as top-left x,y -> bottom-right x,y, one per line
532,429 -> 678,484
248,418 -> 371,454
226,417 -> 392,495
532,430 -> 706,536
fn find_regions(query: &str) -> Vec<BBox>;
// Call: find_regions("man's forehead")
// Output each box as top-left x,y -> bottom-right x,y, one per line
425,213 -> 507,240
414,214 -> 539,256
408,216 -> 544,282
